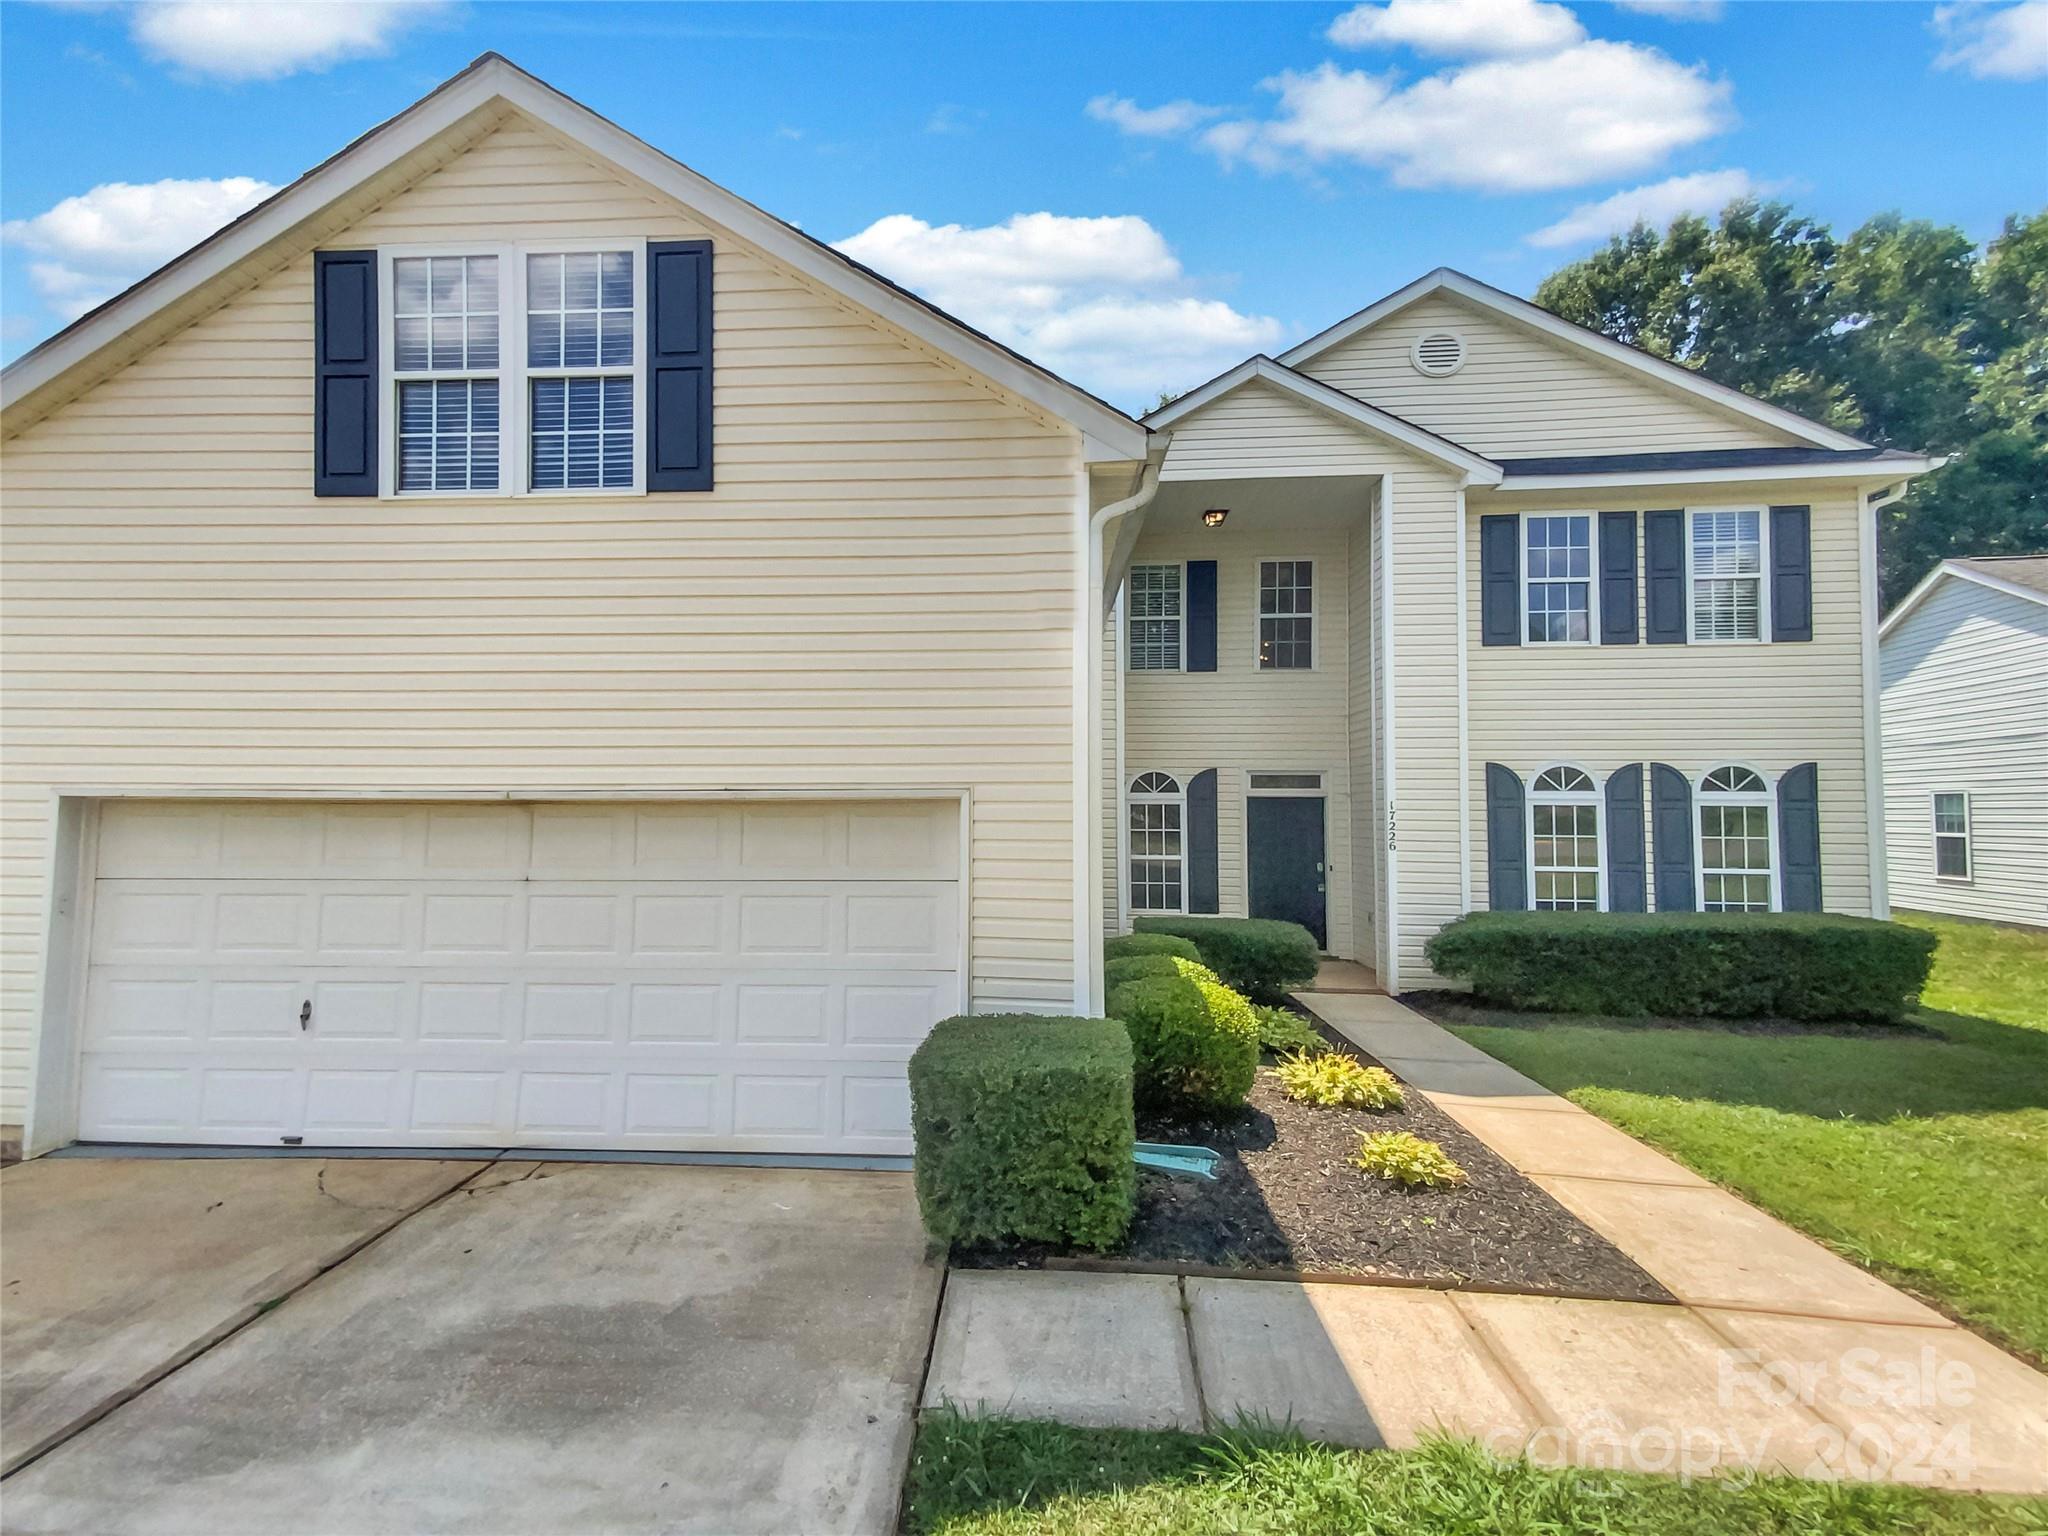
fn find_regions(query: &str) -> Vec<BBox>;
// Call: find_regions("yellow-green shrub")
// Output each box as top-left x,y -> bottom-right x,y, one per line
1273,1054 -> 1404,1110
1103,953 -> 1222,993
1353,1131 -> 1467,1188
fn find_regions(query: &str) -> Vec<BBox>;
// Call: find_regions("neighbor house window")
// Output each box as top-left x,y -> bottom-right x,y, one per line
1933,792 -> 1972,880
1529,764 -> 1601,910
1258,560 -> 1314,669
1128,565 -> 1183,671
1127,772 -> 1184,912
392,255 -> 501,492
1690,509 -> 1766,641
1525,515 -> 1592,643
1698,764 -> 1774,912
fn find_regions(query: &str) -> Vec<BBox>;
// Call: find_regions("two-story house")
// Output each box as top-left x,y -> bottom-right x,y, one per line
0,56 -> 1932,1160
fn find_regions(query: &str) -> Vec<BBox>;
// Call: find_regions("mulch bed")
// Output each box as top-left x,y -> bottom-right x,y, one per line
955,1014 -> 1673,1303
1404,990 -> 1941,1040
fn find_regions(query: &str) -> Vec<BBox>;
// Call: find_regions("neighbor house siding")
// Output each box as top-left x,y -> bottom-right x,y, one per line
0,115 -> 1091,1122
1881,579 -> 2048,928
1298,294 -> 1798,459
1465,482 -> 1878,915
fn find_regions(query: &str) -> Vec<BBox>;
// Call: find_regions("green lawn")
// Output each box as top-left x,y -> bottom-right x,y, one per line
1427,912 -> 2048,1361
901,1413 -> 2039,1536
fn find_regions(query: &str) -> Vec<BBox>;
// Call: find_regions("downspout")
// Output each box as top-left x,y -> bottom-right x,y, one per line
1861,477 -> 1914,920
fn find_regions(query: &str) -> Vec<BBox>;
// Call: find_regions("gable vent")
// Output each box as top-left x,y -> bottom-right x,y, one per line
1412,331 -> 1466,377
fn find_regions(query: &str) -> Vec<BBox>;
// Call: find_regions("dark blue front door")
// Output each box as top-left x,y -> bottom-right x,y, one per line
1247,796 -> 1326,949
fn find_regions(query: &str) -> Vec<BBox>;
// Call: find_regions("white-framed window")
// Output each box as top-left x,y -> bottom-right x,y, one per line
1688,507 -> 1770,642
1524,514 -> 1593,644
380,241 -> 645,498
1128,564 -> 1184,671
1697,763 -> 1776,912
1528,764 -> 1603,910
1128,772 -> 1185,913
1932,792 -> 1972,881
1248,771 -> 1323,793
1258,559 -> 1314,669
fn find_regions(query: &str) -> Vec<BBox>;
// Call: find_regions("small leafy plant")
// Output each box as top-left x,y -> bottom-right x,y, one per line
1272,1054 -> 1404,1110
1353,1131 -> 1467,1188
1252,1004 -> 1327,1058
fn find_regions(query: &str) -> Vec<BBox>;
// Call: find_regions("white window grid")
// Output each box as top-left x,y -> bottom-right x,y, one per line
1527,763 -> 1604,910
1932,792 -> 1972,881
1258,559 -> 1314,669
391,254 -> 501,494
377,241 -> 647,499
1128,772 -> 1185,913
1524,514 -> 1593,644
1688,507 -> 1769,643
1128,565 -> 1184,671
1696,763 -> 1777,912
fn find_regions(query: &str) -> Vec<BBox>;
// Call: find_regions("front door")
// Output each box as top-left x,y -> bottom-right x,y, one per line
1247,796 -> 1327,949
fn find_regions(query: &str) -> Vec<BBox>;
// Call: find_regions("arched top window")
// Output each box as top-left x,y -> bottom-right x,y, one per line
1127,772 -> 1184,913
1131,772 -> 1181,797
1702,764 -> 1768,796
1532,765 -> 1596,796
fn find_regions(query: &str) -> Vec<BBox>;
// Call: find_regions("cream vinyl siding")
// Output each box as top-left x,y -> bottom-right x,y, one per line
1158,379 -> 1412,480
1465,483 -> 1876,915
1120,520 -> 1358,958
1299,295 -> 1798,459
0,114 -> 1091,1122
1881,579 -> 2048,928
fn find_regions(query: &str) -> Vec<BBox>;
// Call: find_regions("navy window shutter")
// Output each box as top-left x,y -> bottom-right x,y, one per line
1485,763 -> 1528,910
1185,561 -> 1218,672
314,250 -> 378,497
1598,511 -> 1639,644
1605,764 -> 1647,912
1644,510 -> 1686,644
1480,515 -> 1520,647
1186,769 -> 1220,914
1650,763 -> 1696,911
1778,762 -> 1823,911
646,239 -> 714,492
1770,505 -> 1813,641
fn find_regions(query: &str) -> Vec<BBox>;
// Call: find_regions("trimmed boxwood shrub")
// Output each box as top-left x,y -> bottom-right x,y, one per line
1102,952 -> 1221,993
1104,932 -> 1204,964
1423,912 -> 1937,1023
1105,973 -> 1257,1114
1132,916 -> 1320,1002
908,1014 -> 1135,1250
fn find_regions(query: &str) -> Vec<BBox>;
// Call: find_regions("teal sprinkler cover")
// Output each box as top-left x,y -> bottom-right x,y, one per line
1132,1141 -> 1221,1181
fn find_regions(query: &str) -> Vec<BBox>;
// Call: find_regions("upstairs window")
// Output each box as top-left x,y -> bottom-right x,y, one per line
392,255 -> 501,493
1690,509 -> 1766,642
527,251 -> 636,491
1529,765 -> 1600,910
1698,764 -> 1774,912
1933,792 -> 1972,880
1127,772 -> 1185,912
1128,565 -> 1184,671
1525,515 -> 1591,643
1258,560 -> 1314,669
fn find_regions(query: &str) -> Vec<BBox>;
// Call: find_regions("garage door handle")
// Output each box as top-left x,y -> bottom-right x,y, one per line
299,1000 -> 312,1031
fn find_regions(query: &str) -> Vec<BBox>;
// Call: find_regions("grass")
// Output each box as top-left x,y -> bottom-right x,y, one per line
900,1412 -> 2041,1535
1426,912 -> 2048,1360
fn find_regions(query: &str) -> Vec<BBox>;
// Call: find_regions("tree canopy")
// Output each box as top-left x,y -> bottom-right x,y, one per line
1535,201 -> 2047,606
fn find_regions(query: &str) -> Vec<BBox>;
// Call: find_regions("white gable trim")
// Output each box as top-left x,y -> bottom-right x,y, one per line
1278,268 -> 1871,455
1147,356 -> 1503,485
1879,559 -> 2048,640
2,54 -> 1148,462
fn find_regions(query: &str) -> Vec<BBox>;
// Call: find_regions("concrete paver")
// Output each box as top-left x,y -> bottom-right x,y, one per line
2,1164 -> 941,1536
1187,1279 -> 1542,1451
925,1271 -> 1200,1431
1428,1101 -> 1712,1187
0,1155 -> 485,1475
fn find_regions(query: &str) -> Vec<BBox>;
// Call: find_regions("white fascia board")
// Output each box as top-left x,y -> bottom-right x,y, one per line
1279,267 -> 1872,454
1147,356 -> 1502,484
1496,456 -> 1937,493
1879,559 -> 2048,639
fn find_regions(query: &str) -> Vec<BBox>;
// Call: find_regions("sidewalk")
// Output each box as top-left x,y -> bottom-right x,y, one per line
922,995 -> 2048,1495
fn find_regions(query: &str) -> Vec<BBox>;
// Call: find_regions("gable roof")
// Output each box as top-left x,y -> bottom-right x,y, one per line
1,54 -> 1147,462
1278,267 -> 1872,455
1144,355 -> 1504,485
1880,555 -> 2048,639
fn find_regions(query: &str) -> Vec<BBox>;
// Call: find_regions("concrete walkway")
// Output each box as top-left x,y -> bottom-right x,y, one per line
923,994 -> 2048,1495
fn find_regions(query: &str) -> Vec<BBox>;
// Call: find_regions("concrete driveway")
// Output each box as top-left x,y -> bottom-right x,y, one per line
1,1157 -> 941,1535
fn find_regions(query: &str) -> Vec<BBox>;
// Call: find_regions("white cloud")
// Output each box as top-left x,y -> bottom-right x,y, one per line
1933,1 -> 2048,81
833,211 -> 1281,404
1612,0 -> 1725,18
1526,168 -> 1757,247
3,175 -> 277,320
1328,0 -> 1585,58
129,0 -> 451,82
1085,93 -> 1225,137
1202,42 -> 1731,192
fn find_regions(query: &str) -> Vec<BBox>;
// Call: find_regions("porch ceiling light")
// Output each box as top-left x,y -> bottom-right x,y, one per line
1202,508 -> 1228,528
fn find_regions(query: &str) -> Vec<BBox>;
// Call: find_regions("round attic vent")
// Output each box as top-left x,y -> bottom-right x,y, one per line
1411,331 -> 1466,377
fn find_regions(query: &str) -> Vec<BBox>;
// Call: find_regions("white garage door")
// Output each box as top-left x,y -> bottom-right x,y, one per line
78,800 -> 962,1154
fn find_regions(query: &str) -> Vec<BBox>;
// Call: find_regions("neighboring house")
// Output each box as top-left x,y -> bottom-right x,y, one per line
0,56 -> 1934,1160
1879,557 -> 2048,929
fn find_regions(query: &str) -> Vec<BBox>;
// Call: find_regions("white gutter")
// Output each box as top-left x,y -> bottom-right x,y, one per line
1494,456 -> 1939,494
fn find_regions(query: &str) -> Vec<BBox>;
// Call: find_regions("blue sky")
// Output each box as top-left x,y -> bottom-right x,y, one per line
3,0 -> 2044,406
